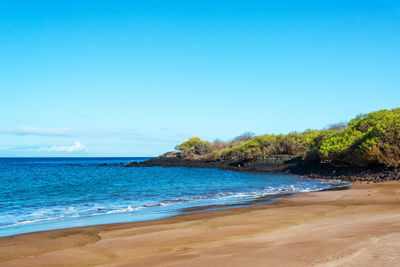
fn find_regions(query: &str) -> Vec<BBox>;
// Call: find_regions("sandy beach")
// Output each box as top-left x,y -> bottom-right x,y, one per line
1,181 -> 399,266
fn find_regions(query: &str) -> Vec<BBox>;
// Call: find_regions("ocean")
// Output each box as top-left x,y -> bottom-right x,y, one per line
0,157 -> 349,237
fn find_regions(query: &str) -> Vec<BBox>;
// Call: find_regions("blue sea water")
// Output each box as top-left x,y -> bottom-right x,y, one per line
0,157 -> 349,237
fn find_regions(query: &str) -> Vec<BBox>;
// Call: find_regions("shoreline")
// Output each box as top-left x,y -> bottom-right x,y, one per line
0,177 -> 350,238
1,181 -> 399,266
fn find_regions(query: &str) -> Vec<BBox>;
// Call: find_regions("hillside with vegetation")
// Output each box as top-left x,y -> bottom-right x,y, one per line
127,108 -> 400,181
174,108 -> 400,168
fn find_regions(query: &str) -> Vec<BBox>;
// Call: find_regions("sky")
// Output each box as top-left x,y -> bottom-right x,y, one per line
1,0 -> 399,157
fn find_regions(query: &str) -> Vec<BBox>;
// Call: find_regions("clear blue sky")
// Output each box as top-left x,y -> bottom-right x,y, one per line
1,0 -> 399,156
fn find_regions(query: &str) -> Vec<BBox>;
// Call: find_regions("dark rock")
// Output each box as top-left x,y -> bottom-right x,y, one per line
125,154 -> 400,182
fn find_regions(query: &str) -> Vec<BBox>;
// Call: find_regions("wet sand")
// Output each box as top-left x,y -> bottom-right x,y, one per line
1,181 -> 400,266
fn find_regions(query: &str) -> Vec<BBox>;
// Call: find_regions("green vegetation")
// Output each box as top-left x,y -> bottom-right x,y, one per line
175,137 -> 212,157
175,108 -> 400,168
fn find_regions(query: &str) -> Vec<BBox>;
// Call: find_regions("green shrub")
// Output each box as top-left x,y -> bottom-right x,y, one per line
175,137 -> 211,156
317,108 -> 400,167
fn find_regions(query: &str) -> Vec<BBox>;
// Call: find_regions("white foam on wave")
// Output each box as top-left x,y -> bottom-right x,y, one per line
1,215 -> 69,227
1,180 -> 350,229
105,205 -> 134,214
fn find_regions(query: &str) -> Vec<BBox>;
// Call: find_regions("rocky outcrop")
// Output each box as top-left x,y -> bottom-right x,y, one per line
126,153 -> 400,182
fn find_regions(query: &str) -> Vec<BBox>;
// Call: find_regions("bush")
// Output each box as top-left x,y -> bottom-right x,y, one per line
317,108 -> 400,167
209,150 -> 222,161
175,137 -> 211,156
210,139 -> 230,151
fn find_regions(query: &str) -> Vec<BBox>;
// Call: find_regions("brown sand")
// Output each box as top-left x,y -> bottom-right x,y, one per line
1,182 -> 400,266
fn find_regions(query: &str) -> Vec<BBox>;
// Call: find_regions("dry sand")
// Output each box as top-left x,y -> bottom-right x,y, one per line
1,182 -> 400,266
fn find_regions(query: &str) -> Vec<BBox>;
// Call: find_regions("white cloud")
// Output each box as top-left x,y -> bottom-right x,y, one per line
36,142 -> 86,152
0,127 -> 75,137
0,126 -> 189,142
